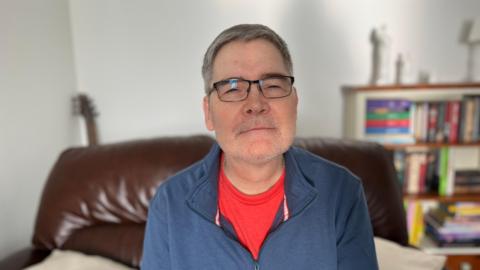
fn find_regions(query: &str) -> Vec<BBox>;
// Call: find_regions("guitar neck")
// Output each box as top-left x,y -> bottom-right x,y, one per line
85,120 -> 98,146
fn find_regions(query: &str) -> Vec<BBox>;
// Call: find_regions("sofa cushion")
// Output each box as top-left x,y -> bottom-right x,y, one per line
25,237 -> 445,270
24,249 -> 133,270
375,237 -> 445,270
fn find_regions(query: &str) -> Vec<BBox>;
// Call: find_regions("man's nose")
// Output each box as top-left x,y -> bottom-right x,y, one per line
243,83 -> 270,115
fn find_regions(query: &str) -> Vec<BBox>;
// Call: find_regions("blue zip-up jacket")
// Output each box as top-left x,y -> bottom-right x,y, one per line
141,143 -> 378,270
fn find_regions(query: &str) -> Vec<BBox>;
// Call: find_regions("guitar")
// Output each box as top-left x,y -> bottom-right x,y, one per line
73,93 -> 99,146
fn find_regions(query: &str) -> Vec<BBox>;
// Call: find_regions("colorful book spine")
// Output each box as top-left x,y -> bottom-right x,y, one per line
367,99 -> 411,112
449,101 -> 460,143
366,111 -> 410,120
366,119 -> 410,127
365,127 -> 411,134
438,147 -> 450,196
427,103 -> 438,142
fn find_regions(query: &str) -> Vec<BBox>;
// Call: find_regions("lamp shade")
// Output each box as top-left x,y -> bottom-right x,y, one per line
468,17 -> 480,43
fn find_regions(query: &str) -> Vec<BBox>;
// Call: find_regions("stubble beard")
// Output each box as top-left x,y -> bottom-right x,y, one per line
219,129 -> 294,166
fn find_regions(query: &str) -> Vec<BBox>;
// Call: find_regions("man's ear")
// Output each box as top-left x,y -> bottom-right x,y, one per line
203,96 -> 215,131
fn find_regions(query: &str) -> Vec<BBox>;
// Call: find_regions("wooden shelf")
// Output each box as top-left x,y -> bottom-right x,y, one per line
404,193 -> 480,202
383,142 -> 480,150
343,82 -> 480,92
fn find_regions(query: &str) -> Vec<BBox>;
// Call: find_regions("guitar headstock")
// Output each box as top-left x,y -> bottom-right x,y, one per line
73,93 -> 98,119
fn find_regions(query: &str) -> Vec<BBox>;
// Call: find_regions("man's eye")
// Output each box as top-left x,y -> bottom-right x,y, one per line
225,88 -> 240,94
265,84 -> 283,90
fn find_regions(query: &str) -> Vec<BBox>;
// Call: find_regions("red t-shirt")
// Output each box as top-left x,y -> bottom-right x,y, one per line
218,159 -> 285,260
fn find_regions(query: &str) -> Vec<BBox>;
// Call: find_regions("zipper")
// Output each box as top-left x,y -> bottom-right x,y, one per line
254,261 -> 260,270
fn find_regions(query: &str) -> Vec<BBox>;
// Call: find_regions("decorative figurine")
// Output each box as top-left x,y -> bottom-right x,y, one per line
370,25 -> 391,85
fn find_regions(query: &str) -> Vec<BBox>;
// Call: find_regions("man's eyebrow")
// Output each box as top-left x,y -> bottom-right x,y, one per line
218,73 -> 289,82
259,72 -> 290,79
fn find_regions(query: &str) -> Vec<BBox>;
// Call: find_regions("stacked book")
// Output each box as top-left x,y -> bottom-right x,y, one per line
454,170 -> 480,195
365,99 -> 414,144
425,202 -> 480,247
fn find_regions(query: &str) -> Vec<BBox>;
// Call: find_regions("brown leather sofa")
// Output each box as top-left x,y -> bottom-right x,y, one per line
0,135 -> 408,269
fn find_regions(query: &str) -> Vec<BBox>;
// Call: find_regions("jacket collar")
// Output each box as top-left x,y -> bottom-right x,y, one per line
186,143 -> 317,224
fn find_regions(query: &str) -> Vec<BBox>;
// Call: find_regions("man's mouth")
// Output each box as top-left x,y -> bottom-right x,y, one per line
234,118 -> 277,136
240,126 -> 275,134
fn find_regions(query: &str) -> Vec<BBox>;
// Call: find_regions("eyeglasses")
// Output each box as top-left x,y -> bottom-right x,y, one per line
210,75 -> 295,102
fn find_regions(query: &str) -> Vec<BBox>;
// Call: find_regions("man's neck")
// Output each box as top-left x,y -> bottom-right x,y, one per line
222,154 -> 284,195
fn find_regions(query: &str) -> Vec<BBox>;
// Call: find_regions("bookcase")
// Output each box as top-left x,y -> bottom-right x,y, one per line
342,83 -> 480,270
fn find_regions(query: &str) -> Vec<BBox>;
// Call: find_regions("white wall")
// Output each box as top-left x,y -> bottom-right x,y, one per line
69,0 -> 480,143
0,0 -> 79,258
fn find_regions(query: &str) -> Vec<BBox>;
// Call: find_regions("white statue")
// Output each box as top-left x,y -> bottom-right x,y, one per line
394,53 -> 405,84
370,26 -> 391,85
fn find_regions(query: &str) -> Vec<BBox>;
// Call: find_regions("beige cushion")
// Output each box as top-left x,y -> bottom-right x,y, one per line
23,250 -> 133,270
375,237 -> 446,270
25,237 -> 446,270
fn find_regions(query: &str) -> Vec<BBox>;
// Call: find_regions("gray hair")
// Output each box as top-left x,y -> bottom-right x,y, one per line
201,24 -> 293,94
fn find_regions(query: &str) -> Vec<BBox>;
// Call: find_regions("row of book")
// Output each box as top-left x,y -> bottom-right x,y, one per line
365,95 -> 480,144
425,202 -> 480,247
393,148 -> 480,196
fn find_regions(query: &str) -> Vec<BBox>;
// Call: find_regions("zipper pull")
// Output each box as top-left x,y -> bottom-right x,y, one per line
254,262 -> 259,270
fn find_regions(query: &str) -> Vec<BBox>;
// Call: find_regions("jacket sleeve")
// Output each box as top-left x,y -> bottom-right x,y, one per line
336,179 -> 379,270
141,189 -> 171,270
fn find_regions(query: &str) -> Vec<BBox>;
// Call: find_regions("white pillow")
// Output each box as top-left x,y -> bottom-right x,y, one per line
25,238 -> 446,270
23,249 -> 134,270
375,237 -> 446,270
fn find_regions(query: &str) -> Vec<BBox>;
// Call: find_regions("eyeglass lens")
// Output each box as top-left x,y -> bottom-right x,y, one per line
215,77 -> 293,102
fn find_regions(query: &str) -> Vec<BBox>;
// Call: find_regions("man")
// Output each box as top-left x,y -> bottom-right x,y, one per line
141,24 -> 378,269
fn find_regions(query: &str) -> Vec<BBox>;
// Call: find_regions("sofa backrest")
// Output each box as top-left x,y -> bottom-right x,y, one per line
32,135 -> 407,267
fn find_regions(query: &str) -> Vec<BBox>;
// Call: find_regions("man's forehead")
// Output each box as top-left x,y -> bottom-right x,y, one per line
211,39 -> 288,80
215,39 -> 280,57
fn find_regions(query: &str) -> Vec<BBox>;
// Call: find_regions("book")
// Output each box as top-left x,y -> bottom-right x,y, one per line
448,101 -> 461,143
366,111 -> 410,120
454,170 -> 480,194
427,103 -> 438,142
366,99 -> 411,112
365,127 -> 411,134
436,102 -> 446,143
365,119 -> 410,128
425,151 -> 440,193
463,98 -> 475,143
393,150 -> 406,187
455,170 -> 480,182
364,135 -> 415,144
438,147 -> 450,196
474,97 -> 480,142
406,154 -> 422,194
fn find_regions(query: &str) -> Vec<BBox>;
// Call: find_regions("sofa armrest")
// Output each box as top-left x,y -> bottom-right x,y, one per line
0,247 -> 50,270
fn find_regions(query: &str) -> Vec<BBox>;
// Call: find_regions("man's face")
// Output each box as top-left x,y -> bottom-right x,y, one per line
203,39 -> 298,164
